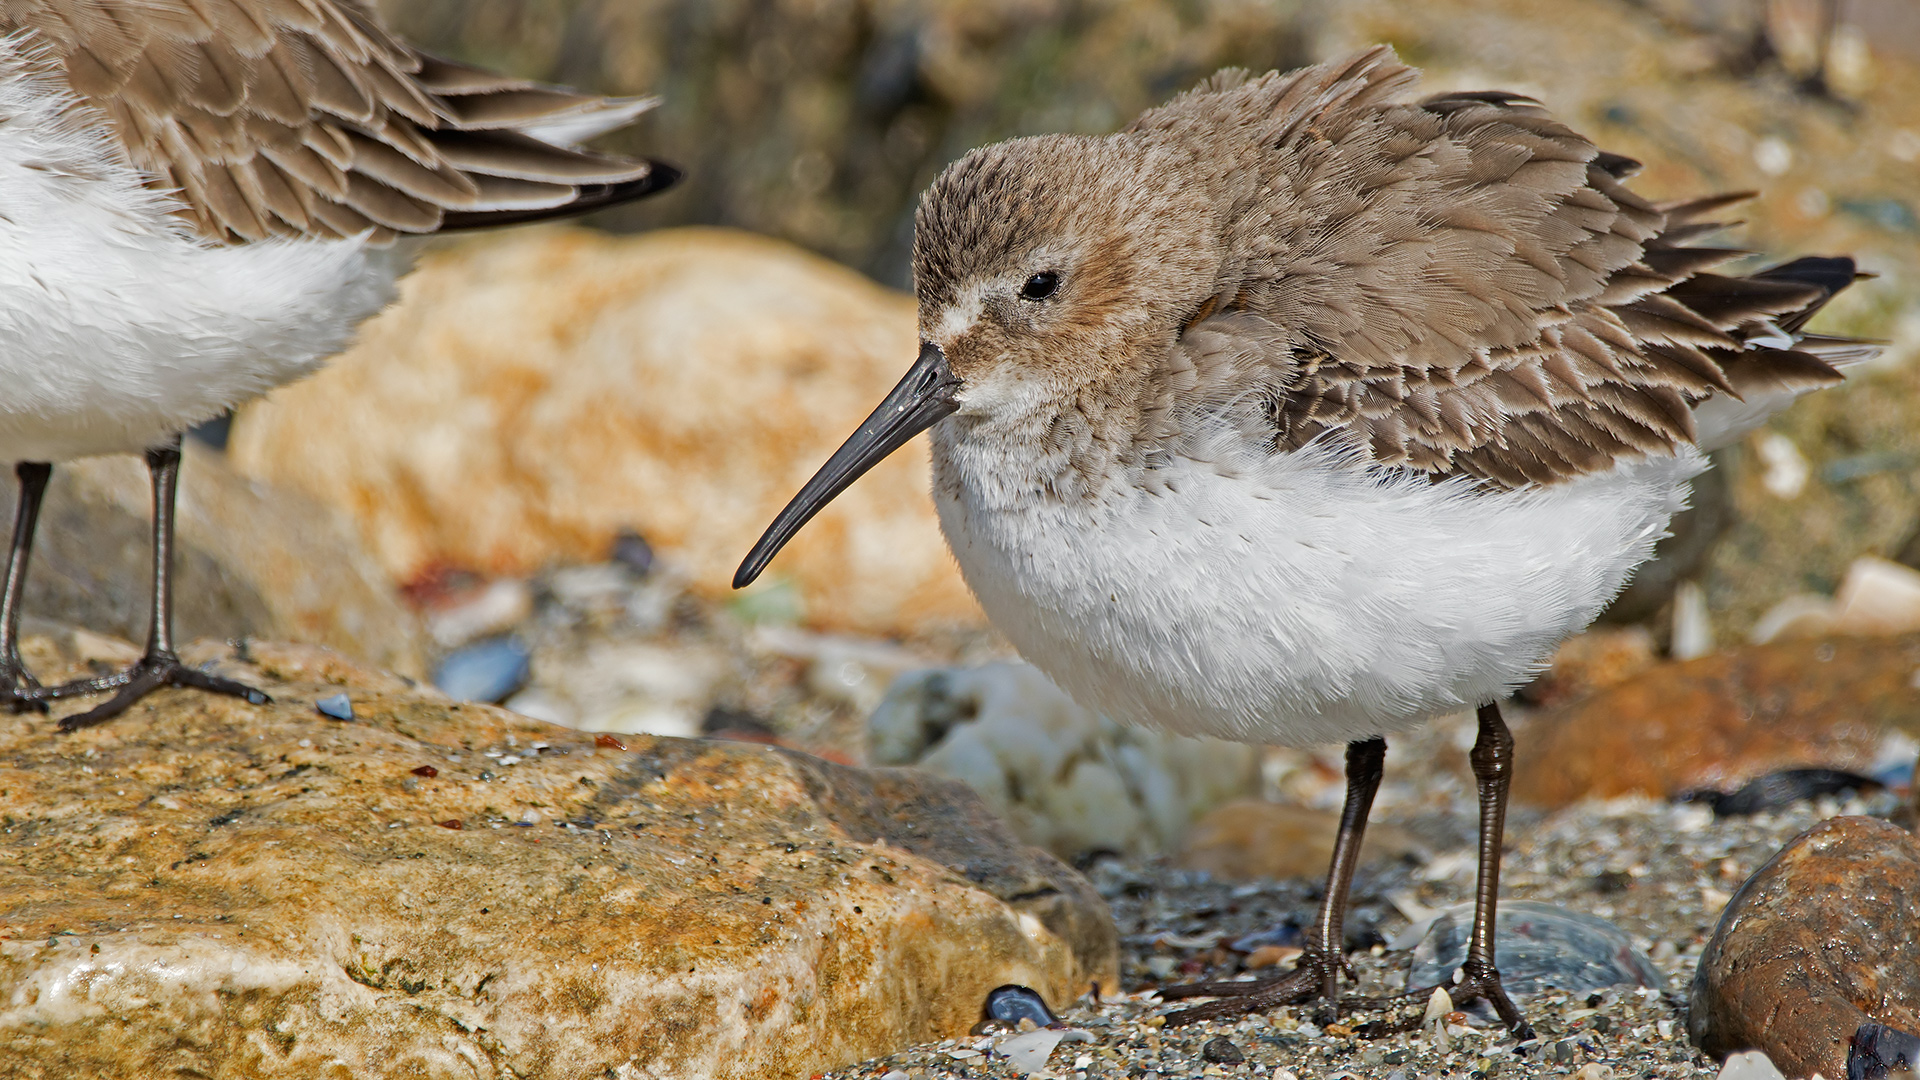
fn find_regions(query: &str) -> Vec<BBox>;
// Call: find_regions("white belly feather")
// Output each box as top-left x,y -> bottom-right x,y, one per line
934,431 -> 1701,746
0,38 -> 398,462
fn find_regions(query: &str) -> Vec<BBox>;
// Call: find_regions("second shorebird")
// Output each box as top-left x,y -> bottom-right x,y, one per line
0,0 -> 677,729
736,48 -> 1873,1033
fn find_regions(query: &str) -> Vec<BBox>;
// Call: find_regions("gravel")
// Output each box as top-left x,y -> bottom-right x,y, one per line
815,704 -> 1910,1079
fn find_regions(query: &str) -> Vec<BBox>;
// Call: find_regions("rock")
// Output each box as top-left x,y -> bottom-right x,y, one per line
0,443 -> 423,677
1176,800 -> 1425,884
227,227 -> 980,639
0,638 -> 1116,1079
867,663 -> 1261,859
1752,557 -> 1920,643
1690,816 -> 1920,1080
1514,635 -> 1920,807
1406,900 -> 1662,1000
1519,626 -> 1659,708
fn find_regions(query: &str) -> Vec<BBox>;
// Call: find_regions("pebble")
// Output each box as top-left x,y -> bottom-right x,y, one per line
984,985 -> 1059,1028
314,692 -> 353,721
1715,1050 -> 1786,1080
1849,1023 -> 1920,1080
433,637 -> 532,703
1200,1036 -> 1244,1064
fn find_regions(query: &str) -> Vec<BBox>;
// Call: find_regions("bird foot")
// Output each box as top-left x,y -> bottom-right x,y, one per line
1340,960 -> 1535,1040
1158,949 -> 1344,1027
0,658 -> 48,714
53,652 -> 270,732
1158,954 -> 1533,1041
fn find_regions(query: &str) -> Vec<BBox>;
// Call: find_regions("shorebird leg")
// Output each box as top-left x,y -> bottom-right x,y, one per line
0,462 -> 52,712
53,437 -> 269,732
1399,702 -> 1534,1038
1160,736 -> 1387,1026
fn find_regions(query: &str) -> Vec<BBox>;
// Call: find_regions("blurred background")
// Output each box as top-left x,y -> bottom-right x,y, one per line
23,0 -> 1918,864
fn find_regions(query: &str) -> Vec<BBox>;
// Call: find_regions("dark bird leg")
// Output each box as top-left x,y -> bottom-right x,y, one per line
1161,736 -> 1387,1025
54,436 -> 269,732
0,462 -> 52,712
1422,702 -> 1534,1037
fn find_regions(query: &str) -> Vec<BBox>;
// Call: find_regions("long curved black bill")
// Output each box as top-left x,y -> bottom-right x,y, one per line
734,342 -> 960,589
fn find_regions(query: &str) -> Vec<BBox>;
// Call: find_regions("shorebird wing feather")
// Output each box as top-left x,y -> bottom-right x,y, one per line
0,0 -> 675,242
1153,48 -> 1873,488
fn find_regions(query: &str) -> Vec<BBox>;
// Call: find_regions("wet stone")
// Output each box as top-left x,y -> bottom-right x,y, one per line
1691,816 -> 1920,1080
984,984 -> 1058,1028
1850,1023 -> 1920,1080
1408,900 -> 1662,1000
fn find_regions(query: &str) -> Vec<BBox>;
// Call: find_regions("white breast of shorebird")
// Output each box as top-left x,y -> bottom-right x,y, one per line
930,410 -> 1702,745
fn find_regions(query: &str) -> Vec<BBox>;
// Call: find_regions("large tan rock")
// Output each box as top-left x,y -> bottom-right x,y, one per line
0,638 -> 1114,1079
228,227 -> 980,637
0,443 -> 424,677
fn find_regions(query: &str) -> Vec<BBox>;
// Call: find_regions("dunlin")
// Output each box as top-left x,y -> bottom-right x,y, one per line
0,0 -> 678,729
737,47 -> 1874,1033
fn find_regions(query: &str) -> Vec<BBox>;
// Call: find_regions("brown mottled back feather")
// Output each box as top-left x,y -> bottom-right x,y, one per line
1130,47 -> 1862,487
0,0 -> 676,242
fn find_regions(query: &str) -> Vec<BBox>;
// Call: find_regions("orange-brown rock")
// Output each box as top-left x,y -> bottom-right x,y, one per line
1176,800 -> 1425,883
0,639 -> 1115,1080
1513,635 -> 1920,807
227,227 -> 981,637
1690,816 -> 1920,1079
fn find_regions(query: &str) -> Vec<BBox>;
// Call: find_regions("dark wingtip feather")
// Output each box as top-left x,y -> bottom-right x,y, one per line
1754,255 -> 1858,297
438,161 -> 682,231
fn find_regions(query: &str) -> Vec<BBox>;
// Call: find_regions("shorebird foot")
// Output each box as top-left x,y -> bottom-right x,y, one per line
1401,960 -> 1534,1039
1157,951 -> 1337,1026
0,660 -> 49,714
53,653 -> 270,732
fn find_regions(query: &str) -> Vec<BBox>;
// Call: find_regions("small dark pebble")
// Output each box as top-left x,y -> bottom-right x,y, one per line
1201,1037 -> 1245,1065
984,984 -> 1058,1028
437,819 -> 462,830
1683,768 -> 1881,817
1850,1023 -> 1920,1080
411,765 -> 438,778
594,733 -> 627,750
1551,1040 -> 1578,1064
314,693 -> 353,721
703,705 -> 779,742
611,528 -> 654,577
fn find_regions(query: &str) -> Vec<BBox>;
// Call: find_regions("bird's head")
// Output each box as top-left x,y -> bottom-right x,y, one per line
734,133 -> 1220,589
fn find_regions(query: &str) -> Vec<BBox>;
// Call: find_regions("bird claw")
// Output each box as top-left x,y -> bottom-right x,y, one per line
54,653 -> 270,733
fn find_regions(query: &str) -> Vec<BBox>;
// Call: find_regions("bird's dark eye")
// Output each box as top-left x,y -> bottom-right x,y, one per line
1019,272 -> 1060,301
